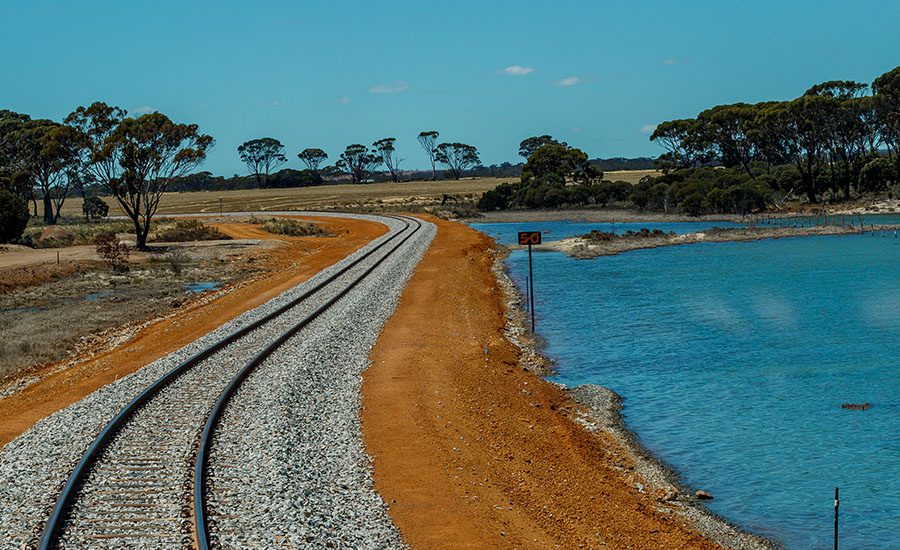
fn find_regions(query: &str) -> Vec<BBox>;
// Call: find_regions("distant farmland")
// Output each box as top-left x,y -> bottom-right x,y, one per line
53,171 -> 658,218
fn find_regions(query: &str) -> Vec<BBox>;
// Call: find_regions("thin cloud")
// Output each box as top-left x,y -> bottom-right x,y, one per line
569,127 -> 582,133
368,81 -> 410,94
132,105 -> 156,114
258,100 -> 280,107
639,124 -> 657,134
499,65 -> 534,76
552,77 -> 581,87
662,58 -> 690,66
330,96 -> 352,104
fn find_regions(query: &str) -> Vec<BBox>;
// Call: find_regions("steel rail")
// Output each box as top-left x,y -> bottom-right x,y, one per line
37,214 -> 413,549
193,214 -> 421,548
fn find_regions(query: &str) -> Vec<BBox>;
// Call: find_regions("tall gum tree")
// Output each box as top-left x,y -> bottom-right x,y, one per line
416,131 -> 439,180
373,138 -> 402,182
435,142 -> 480,180
238,138 -> 287,189
68,103 -> 213,249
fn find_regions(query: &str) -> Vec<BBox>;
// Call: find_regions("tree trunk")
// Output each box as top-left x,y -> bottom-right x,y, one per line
43,193 -> 54,225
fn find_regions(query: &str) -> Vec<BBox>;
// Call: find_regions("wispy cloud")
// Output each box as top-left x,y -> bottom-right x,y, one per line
330,96 -> 352,104
569,127 -> 582,133
258,100 -> 280,107
639,124 -> 657,134
552,76 -> 581,87
368,81 -> 410,94
499,65 -> 534,76
662,58 -> 690,66
132,105 -> 156,114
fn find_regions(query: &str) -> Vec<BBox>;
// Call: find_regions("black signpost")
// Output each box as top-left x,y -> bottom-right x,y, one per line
518,231 -> 541,332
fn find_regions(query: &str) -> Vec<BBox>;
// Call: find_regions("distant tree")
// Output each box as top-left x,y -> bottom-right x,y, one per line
319,164 -> 345,181
0,110 -> 32,177
268,168 -> 323,188
82,196 -> 109,220
873,67 -> 900,159
0,189 -> 29,243
373,137 -> 403,182
518,135 -> 562,159
417,131 -> 439,180
336,144 -> 382,184
521,143 -> 602,186
650,119 -> 704,169
238,138 -> 287,188
435,142 -> 480,180
297,148 -> 328,171
19,122 -> 82,224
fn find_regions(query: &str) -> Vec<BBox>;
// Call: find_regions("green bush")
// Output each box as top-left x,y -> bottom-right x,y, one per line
258,218 -> 329,237
82,196 -> 109,220
0,190 -> 29,243
152,219 -> 231,242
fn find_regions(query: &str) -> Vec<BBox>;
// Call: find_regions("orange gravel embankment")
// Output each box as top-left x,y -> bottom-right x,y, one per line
363,217 -> 723,550
0,216 -> 386,448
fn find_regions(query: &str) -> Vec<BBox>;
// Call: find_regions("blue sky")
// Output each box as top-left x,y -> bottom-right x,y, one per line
3,1 -> 899,176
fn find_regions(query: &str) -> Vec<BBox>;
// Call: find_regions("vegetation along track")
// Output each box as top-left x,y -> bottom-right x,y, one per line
34,214 -> 424,550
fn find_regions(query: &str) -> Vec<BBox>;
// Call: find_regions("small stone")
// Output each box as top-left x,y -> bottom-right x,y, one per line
695,490 -> 713,500
656,486 -> 678,502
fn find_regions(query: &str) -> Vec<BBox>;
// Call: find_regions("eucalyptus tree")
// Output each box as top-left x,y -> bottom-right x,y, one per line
67,102 -> 213,248
873,67 -> 900,159
297,148 -> 328,171
238,137 -> 286,188
19,121 -> 81,224
373,137 -> 402,182
518,135 -> 560,160
336,144 -> 381,184
435,142 -> 480,180
416,131 -> 439,180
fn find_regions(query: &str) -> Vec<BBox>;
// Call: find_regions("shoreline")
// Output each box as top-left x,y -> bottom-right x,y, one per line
464,202 -> 900,225
492,241 -> 782,549
525,224 -> 900,260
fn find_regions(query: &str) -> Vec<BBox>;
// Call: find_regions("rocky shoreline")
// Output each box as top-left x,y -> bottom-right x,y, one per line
528,224 -> 900,259
491,246 -> 782,549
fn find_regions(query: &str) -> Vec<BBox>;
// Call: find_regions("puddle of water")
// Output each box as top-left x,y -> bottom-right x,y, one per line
184,281 -> 223,293
1,306 -> 42,314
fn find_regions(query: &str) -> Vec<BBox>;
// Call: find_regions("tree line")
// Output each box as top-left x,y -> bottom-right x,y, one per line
0,103 -> 212,247
480,66 -> 900,215
647,66 -> 900,210
234,132 -> 482,187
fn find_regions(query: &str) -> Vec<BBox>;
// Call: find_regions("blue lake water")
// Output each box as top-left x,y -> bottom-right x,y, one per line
472,220 -> 900,549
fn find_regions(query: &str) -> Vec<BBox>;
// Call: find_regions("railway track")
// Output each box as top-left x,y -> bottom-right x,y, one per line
34,213 -> 424,550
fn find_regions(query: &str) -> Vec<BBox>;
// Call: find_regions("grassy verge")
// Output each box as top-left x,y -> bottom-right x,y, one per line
249,217 -> 332,237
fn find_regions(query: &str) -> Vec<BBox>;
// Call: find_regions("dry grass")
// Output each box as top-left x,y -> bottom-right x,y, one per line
48,172 -> 657,220
53,177 -> 517,218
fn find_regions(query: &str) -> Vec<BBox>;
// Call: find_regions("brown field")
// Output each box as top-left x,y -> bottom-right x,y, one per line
53,177 -> 514,219
50,172 -> 658,219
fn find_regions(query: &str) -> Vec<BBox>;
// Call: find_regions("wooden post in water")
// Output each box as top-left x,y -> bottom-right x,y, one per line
834,487 -> 839,550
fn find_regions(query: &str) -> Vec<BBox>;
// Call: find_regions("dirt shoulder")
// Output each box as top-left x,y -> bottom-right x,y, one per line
536,224 -> 890,259
362,216 -> 727,549
0,215 -> 386,448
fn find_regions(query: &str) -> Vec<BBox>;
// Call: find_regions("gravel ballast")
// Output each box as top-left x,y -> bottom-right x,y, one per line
0,213 -> 433,550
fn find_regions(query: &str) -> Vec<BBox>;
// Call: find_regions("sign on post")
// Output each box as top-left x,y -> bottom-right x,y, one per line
518,231 -> 542,245
518,231 -> 541,331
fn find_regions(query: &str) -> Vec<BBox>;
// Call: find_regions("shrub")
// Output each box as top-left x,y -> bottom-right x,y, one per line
163,250 -> 189,274
0,190 -> 29,243
259,218 -> 329,237
152,219 -> 231,242
82,196 -> 109,220
94,232 -> 129,272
